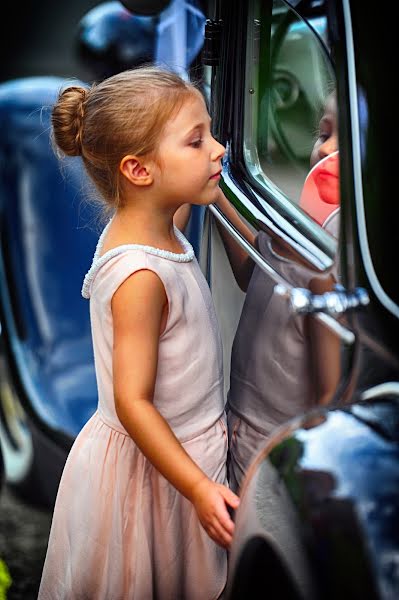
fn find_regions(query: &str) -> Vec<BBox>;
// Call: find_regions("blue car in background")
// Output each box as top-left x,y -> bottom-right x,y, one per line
0,76 -> 99,505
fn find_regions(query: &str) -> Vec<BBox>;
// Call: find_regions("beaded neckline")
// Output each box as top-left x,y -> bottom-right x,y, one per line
82,220 -> 194,299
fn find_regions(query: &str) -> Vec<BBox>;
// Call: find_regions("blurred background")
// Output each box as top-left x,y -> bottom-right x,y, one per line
1,1 -> 101,83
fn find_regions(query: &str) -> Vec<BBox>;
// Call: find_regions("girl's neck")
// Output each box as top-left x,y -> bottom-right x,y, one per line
103,204 -> 182,254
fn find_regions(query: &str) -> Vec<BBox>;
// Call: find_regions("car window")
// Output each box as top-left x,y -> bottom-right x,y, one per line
243,0 -> 338,247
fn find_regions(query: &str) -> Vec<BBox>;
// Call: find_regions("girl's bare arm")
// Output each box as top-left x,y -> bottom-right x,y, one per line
174,189 -> 256,291
213,188 -> 256,291
112,270 -> 239,548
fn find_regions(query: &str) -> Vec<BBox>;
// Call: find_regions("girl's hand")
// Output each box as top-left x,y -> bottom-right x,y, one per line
191,478 -> 240,549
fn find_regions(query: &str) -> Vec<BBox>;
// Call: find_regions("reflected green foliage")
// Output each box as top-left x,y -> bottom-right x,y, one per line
269,436 -> 304,508
0,559 -> 12,600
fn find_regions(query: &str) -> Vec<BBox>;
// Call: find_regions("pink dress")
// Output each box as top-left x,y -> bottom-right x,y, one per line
38,225 -> 228,600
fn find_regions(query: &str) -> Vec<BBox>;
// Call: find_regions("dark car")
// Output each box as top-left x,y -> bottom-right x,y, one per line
1,0 -> 399,598
199,1 -> 399,599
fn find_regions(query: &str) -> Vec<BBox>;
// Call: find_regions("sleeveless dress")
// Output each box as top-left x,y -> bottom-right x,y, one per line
228,217 -> 340,493
38,224 -> 228,600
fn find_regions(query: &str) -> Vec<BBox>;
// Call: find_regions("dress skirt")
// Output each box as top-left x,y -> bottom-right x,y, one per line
38,412 -> 228,600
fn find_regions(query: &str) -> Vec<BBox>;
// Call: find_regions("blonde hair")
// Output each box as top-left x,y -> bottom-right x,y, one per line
51,66 -> 202,208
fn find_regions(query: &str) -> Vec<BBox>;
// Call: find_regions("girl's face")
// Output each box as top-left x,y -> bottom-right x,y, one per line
310,92 -> 338,169
154,93 -> 225,207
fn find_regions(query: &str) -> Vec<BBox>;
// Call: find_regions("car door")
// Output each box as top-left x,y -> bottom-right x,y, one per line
200,1 -> 399,598
200,0 -> 348,462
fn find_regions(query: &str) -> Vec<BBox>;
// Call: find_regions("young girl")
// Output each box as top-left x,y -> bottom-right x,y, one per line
38,66 -> 239,600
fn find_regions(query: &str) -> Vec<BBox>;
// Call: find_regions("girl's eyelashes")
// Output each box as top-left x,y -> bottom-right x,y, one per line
316,123 -> 332,144
190,139 -> 203,148
318,133 -> 330,143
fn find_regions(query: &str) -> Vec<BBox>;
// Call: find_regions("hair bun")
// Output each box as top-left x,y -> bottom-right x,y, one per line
52,85 -> 89,156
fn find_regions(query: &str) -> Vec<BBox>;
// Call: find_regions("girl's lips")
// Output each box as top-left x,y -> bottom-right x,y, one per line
209,172 -> 222,180
315,170 -> 338,183
316,169 -> 336,178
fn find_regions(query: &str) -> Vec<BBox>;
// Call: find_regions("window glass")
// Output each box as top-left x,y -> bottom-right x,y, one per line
244,0 -> 339,238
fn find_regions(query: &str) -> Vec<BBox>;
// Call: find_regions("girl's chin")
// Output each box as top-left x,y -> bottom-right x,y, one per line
194,192 -> 219,206
317,183 -> 340,205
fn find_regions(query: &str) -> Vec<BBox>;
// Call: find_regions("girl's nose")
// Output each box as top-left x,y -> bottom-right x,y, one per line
211,139 -> 225,161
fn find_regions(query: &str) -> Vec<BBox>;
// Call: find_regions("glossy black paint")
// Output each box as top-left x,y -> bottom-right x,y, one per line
262,398 -> 398,599
348,4 -> 399,309
329,0 -> 399,395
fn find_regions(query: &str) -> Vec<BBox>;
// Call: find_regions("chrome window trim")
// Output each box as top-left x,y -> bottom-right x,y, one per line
361,382 -> 399,401
252,187 -> 334,269
221,167 -> 335,272
343,0 -> 399,319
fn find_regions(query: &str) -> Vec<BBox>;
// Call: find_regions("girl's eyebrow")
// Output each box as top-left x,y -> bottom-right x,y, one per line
184,118 -> 212,137
319,115 -> 333,127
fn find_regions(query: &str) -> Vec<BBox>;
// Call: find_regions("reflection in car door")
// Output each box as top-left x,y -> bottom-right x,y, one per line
200,0 -> 344,493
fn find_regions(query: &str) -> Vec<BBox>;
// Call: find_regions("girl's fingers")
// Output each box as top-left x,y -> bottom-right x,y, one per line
215,488 -> 240,533
220,486 -> 240,508
216,507 -> 235,535
205,510 -> 232,539
207,522 -> 233,548
196,482 -> 240,547
204,509 -> 233,547
213,501 -> 235,538
206,525 -> 218,545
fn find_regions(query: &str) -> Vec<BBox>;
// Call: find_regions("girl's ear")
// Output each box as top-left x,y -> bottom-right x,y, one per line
119,155 -> 154,186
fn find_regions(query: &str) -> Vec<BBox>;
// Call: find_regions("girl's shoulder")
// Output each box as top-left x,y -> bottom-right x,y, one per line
81,226 -> 195,301
82,247 -> 148,300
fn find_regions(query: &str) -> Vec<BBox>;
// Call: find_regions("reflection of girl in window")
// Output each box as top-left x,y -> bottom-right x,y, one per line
215,91 -> 341,494
300,91 -> 340,229
310,91 -> 338,169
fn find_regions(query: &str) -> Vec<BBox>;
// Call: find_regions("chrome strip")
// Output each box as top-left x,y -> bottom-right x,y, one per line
209,203 -> 292,288
221,169 -> 334,271
343,1 -> 399,319
314,311 -> 354,344
209,203 -> 355,344
361,382 -> 399,401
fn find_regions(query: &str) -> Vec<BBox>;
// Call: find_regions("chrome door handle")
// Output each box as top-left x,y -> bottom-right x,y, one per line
274,284 -> 370,316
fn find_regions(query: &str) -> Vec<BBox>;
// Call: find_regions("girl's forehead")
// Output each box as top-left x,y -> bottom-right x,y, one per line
324,93 -> 337,118
166,94 -> 209,133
